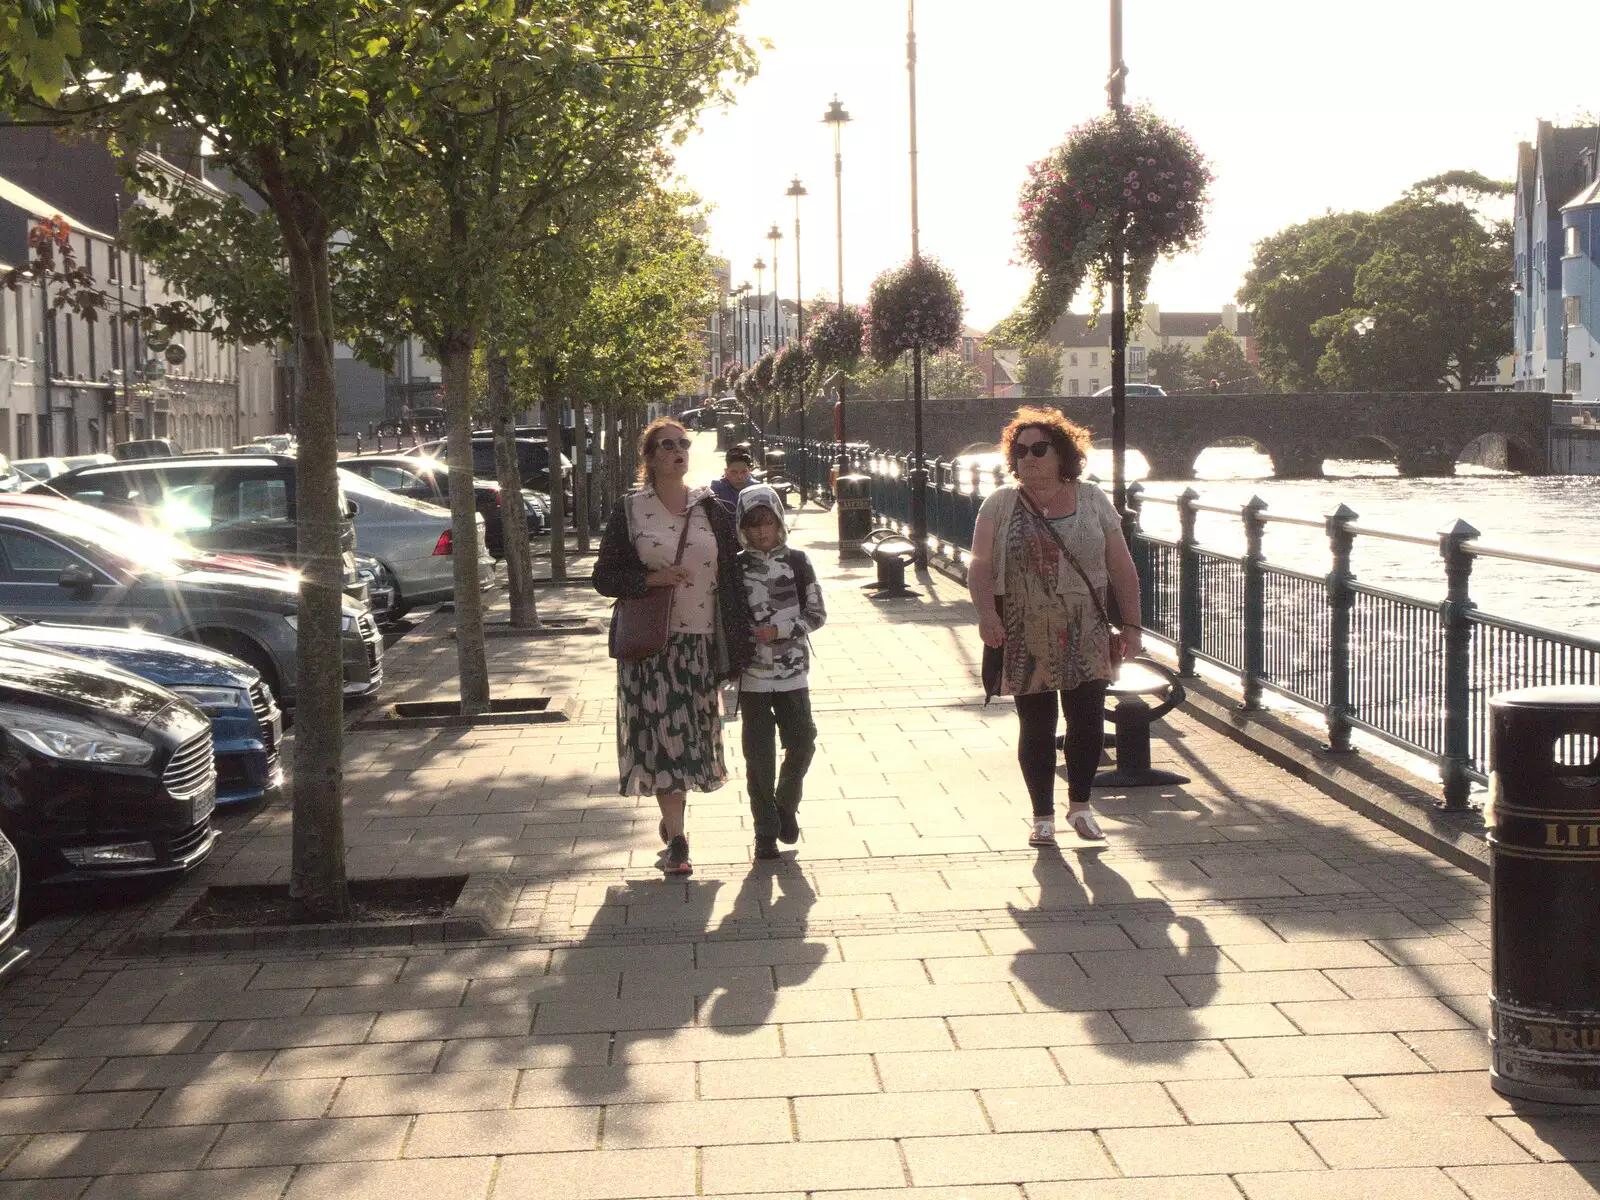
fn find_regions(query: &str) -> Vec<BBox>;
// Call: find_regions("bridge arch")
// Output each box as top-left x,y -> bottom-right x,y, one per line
1455,431 -> 1542,474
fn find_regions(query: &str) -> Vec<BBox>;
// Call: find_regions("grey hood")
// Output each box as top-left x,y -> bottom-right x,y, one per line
734,484 -> 788,550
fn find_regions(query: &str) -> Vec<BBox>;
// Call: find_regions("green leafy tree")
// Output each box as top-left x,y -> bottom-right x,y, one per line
1146,343 -> 1194,391
924,350 -> 984,399
1,0 -> 80,103
1190,327 -> 1252,388
1314,186 -> 1511,391
1237,210 -> 1375,391
5,0 -> 465,921
337,1 -> 751,710
1015,346 -> 1062,397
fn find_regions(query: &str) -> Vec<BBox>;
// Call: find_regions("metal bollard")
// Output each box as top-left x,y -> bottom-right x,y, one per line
1488,685 -> 1600,1103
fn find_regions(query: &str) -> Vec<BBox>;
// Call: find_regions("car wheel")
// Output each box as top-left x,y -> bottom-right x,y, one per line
191,630 -> 281,706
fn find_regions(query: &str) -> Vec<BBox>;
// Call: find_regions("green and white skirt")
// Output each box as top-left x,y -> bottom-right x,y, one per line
616,632 -> 727,796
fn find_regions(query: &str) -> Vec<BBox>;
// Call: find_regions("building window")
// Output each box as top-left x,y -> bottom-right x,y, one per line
1067,379 -> 1080,396
15,415 -> 29,459
1069,352 -> 1079,367
961,337 -> 975,363
1566,226 -> 1582,257
1090,351 -> 1100,367
1129,346 -> 1147,375
1567,363 -> 1582,394
1089,378 -> 1100,393
1565,295 -> 1582,328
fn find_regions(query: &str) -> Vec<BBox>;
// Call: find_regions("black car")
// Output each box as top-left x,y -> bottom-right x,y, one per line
0,829 -> 22,979
0,640 -> 218,885
405,437 -> 572,499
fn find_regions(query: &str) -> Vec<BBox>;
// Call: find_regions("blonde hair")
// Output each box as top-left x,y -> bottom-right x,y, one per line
636,416 -> 689,487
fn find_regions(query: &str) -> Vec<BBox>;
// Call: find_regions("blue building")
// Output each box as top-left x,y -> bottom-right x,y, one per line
1562,176 -> 1600,402
1513,121 -> 1600,396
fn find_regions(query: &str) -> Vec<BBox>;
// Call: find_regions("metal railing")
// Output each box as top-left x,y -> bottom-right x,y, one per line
773,429 -> 1600,810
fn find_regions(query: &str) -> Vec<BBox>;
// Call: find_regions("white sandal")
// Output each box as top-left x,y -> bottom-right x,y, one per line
1028,818 -> 1057,848
1067,809 -> 1106,841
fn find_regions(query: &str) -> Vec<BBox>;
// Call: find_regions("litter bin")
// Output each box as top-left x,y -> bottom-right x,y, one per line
835,472 -> 872,554
1488,685 -> 1600,1103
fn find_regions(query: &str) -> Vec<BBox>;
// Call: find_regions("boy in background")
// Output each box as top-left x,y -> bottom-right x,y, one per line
733,485 -> 826,860
711,450 -> 754,516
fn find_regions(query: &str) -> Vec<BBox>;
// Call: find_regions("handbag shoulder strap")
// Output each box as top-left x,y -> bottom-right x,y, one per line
1016,487 -> 1113,628
671,502 -> 694,566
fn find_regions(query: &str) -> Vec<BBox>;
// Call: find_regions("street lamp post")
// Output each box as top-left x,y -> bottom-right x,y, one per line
766,223 -> 783,437
753,257 -> 766,360
1108,0 -> 1129,518
823,96 -> 852,472
906,0 -> 928,567
786,176 -> 808,504
732,281 -> 751,370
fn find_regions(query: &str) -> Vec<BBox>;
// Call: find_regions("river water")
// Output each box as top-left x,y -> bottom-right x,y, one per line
954,446 -> 1600,641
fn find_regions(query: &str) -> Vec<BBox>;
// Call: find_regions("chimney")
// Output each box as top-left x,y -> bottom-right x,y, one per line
1221,303 -> 1238,334
1143,302 -> 1160,336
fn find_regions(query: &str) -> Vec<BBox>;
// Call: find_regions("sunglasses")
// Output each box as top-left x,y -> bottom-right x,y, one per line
1011,440 -> 1054,459
655,437 -> 693,452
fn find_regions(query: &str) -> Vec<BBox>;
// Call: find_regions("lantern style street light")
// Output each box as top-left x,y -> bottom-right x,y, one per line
731,281 -> 752,366
906,0 -> 928,566
822,95 -> 851,473
786,176 -> 809,503
1108,0 -> 1130,516
753,257 -> 767,358
766,223 -> 783,351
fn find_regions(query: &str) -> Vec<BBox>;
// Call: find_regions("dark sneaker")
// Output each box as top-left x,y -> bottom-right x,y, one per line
777,810 -> 800,845
664,835 -> 693,875
754,835 -> 780,861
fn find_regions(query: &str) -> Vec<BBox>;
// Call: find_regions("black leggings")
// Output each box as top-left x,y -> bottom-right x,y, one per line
1015,681 -> 1109,816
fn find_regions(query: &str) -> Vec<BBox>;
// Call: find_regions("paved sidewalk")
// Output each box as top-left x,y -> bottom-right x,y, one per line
0,451 -> 1593,1199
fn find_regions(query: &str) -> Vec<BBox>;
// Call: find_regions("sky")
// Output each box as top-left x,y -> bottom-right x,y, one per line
671,0 -> 1597,333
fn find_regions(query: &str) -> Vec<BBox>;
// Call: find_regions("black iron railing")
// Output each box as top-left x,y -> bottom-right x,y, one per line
771,429 -> 1600,810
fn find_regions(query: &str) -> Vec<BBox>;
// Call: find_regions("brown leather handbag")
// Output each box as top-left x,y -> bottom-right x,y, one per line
610,504 -> 695,661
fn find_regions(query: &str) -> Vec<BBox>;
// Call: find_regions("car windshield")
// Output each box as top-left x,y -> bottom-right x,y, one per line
12,461 -> 58,481
0,504 -> 191,576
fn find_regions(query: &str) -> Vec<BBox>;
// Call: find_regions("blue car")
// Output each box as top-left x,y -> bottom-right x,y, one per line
0,617 -> 282,807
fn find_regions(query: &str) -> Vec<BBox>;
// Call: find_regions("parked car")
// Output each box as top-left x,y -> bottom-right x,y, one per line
405,437 -> 572,499
0,829 -> 22,980
0,617 -> 282,807
1092,383 -> 1167,397
250,434 -> 295,455
339,470 -> 494,618
59,454 -> 117,472
11,458 -> 70,485
112,439 -> 184,461
0,638 -> 219,886
340,453 -> 550,551
354,552 -> 398,623
37,454 -> 364,598
0,496 -> 382,706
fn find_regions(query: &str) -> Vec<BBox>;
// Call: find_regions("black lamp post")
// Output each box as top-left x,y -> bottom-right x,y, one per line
786,176 -> 808,503
1108,0 -> 1129,517
906,0 -> 928,567
753,257 -> 767,359
822,95 -> 851,472
766,223 -> 783,437
732,281 -> 751,368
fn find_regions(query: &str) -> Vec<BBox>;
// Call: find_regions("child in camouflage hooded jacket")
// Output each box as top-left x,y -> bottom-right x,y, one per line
733,484 -> 827,860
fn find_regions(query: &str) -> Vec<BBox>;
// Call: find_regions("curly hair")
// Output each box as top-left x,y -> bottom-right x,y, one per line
999,405 -> 1090,480
636,416 -> 690,487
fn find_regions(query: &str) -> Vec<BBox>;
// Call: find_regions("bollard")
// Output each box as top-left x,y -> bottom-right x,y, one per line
1488,685 -> 1600,1103
835,472 -> 872,558
1092,658 -> 1190,788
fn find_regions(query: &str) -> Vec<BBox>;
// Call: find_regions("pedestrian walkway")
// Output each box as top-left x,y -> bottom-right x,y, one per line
0,447 -> 1593,1199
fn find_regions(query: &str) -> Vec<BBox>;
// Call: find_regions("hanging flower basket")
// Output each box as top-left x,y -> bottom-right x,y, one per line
773,342 -> 812,393
805,304 -> 864,372
863,256 -> 965,367
750,351 -> 776,396
1010,105 -> 1212,342
718,360 -> 743,394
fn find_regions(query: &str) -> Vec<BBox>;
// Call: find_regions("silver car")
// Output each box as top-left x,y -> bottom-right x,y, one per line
339,470 -> 494,618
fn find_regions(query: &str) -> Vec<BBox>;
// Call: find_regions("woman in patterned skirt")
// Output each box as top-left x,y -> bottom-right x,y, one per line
968,407 -> 1143,845
594,417 -> 754,875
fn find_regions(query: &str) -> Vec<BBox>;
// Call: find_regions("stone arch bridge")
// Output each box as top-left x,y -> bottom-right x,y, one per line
801,392 -> 1555,478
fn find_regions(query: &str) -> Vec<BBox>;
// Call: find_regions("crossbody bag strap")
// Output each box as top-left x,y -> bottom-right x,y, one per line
671,502 -> 694,565
1015,488 -> 1114,629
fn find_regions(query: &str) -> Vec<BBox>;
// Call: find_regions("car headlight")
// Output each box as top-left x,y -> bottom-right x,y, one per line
170,686 -> 249,716
0,704 -> 155,766
283,615 -> 357,632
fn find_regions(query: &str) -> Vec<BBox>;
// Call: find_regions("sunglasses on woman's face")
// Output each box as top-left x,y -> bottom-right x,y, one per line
655,437 -> 692,452
1012,440 -> 1053,459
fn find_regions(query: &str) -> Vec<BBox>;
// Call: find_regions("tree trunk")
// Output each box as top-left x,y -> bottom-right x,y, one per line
284,226 -> 348,923
621,406 -> 641,488
601,399 -> 618,514
488,350 -> 537,628
572,401 -> 591,554
441,344 -> 491,713
543,361 -> 567,583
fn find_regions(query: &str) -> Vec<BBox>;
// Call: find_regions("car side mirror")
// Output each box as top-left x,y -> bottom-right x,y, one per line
58,563 -> 97,594
344,498 -> 358,519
